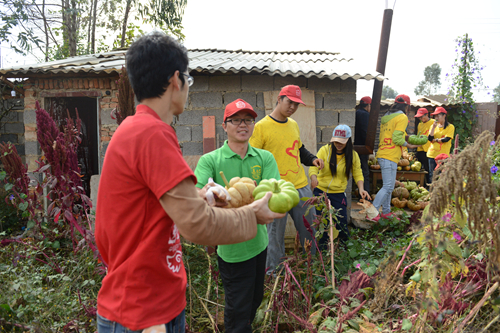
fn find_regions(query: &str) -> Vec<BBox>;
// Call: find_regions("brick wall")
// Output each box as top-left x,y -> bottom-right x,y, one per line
176,73 -> 356,156
0,98 -> 25,157
22,76 -> 119,171
18,73 -> 358,173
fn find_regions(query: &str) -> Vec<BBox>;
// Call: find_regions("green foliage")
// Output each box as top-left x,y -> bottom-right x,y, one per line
446,34 -> 485,149
381,85 -> 398,100
493,82 -> 500,103
0,242 -> 102,332
490,140 -> 500,194
414,63 -> 442,96
0,0 -> 188,60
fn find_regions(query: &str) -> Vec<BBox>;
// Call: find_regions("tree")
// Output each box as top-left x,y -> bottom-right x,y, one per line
493,82 -> 500,103
381,85 -> 398,100
414,63 -> 441,96
0,0 -> 187,61
446,34 -> 485,148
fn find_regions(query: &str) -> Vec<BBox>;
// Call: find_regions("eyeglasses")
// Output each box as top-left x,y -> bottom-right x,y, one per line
225,118 -> 255,126
182,73 -> 194,87
167,73 -> 194,87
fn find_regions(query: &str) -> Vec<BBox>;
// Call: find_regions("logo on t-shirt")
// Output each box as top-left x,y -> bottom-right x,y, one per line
166,225 -> 182,273
251,165 -> 262,180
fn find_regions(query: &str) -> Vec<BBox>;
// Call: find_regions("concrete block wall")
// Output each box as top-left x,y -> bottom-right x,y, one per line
22,76 -> 119,171
0,98 -> 25,157
313,77 -> 357,152
177,74 -> 356,156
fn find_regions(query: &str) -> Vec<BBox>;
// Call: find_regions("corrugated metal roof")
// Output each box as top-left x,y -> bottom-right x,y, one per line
380,97 -> 456,107
0,49 -> 384,81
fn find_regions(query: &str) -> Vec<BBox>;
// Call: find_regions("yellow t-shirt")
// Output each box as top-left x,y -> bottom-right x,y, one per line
427,123 -> 455,159
249,116 -> 308,189
309,144 -> 363,193
376,113 -> 408,163
417,119 -> 435,152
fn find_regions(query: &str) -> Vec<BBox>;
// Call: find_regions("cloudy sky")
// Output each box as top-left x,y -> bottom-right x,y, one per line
181,0 -> 499,102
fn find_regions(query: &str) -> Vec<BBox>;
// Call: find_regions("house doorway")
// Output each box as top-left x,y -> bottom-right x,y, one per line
45,97 -> 99,195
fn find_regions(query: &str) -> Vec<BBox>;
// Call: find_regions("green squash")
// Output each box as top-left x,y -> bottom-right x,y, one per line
253,178 -> 300,213
408,134 -> 428,145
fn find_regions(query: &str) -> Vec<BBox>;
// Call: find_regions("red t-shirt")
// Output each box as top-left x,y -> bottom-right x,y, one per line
95,105 -> 195,330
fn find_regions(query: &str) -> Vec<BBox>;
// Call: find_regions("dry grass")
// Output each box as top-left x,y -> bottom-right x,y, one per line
426,131 -> 500,270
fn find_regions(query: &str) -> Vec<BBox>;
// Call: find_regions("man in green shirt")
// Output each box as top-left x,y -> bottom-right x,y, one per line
195,98 -> 280,332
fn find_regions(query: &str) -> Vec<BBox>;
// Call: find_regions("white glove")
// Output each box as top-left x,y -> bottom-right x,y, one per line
205,178 -> 231,206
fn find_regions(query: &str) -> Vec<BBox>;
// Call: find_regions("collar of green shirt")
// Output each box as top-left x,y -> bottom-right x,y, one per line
221,140 -> 257,159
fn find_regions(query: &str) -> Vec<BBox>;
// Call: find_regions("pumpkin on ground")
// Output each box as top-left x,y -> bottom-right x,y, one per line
391,198 -> 407,208
407,200 -> 422,211
392,187 -> 410,199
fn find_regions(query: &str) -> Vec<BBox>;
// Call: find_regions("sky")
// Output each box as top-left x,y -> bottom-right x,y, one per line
1,0 -> 498,103
180,0 -> 500,103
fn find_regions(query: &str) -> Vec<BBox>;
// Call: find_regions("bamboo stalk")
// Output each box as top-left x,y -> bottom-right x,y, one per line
263,267 -> 284,327
205,250 -> 212,300
327,199 -> 335,289
453,281 -> 499,333
481,314 -> 499,333
192,285 -> 217,332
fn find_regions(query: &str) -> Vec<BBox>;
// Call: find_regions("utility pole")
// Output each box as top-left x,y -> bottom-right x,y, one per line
354,8 -> 393,155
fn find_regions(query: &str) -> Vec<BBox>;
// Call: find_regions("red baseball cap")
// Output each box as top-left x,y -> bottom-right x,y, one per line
360,96 -> 372,104
394,94 -> 410,105
435,153 -> 450,170
414,108 -> 429,118
431,107 -> 447,116
279,85 -> 306,105
223,99 -> 258,122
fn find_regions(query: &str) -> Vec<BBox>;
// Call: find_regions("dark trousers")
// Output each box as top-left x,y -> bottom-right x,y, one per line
428,158 -> 437,183
313,188 -> 349,249
359,154 -> 370,194
218,248 -> 267,333
416,151 -> 430,186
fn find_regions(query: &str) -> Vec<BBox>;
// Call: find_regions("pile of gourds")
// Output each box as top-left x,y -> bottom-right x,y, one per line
390,181 -> 430,210
368,156 -> 380,170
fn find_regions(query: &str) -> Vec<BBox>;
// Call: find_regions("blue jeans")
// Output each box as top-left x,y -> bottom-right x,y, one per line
428,158 -> 437,183
97,310 -> 185,333
266,186 -> 316,273
372,158 -> 397,215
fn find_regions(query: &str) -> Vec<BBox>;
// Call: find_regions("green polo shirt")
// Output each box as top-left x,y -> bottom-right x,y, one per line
195,140 -> 280,263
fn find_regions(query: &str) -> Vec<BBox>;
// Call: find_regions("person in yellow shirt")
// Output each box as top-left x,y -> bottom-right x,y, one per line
372,94 -> 420,221
309,124 -> 369,248
414,108 -> 434,185
250,85 -> 324,273
427,107 -> 455,182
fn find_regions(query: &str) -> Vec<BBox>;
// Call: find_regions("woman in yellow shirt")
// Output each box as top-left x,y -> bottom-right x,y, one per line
427,107 -> 455,182
309,124 -> 369,247
372,95 -> 420,221
414,108 -> 434,186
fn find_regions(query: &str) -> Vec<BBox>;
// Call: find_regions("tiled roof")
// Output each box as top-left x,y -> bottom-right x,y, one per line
0,49 -> 384,81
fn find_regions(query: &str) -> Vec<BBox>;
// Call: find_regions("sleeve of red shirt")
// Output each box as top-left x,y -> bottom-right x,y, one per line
138,123 -> 196,200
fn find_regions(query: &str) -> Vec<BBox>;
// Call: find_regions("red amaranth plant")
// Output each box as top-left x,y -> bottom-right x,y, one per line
0,143 -> 30,194
0,142 -> 42,226
34,101 -> 103,263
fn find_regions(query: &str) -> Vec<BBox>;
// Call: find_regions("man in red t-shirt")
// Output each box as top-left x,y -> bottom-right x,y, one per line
95,32 -> 284,333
